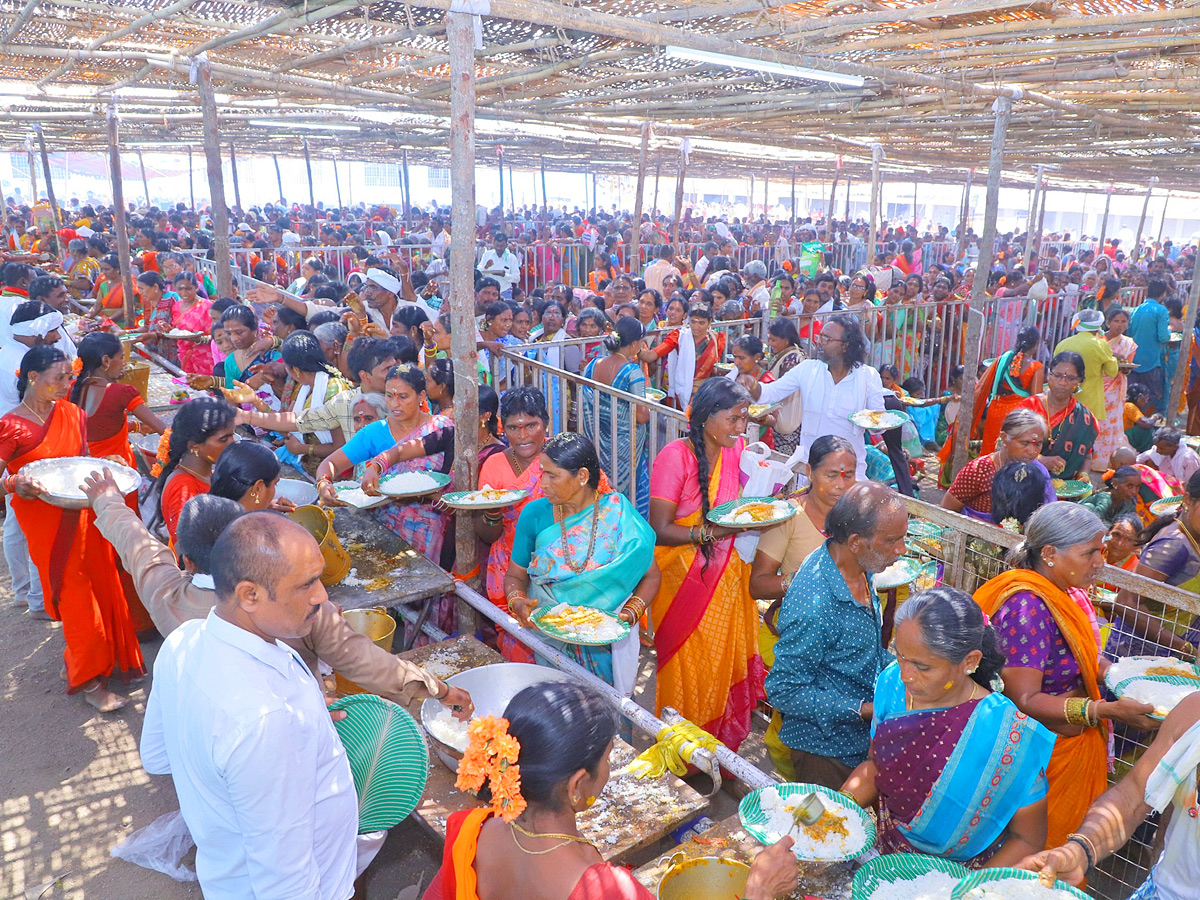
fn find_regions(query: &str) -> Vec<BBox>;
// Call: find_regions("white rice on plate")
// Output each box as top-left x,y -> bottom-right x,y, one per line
335,481 -> 385,508
759,789 -> 868,858
1107,656 -> 1199,685
868,870 -> 959,900
1120,679 -> 1200,717
962,879 -> 1078,900
729,499 -> 790,525
379,471 -> 441,494
539,603 -> 626,642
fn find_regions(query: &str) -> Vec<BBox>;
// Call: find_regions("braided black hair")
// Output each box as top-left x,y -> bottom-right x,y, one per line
69,332 -> 122,405
687,378 -> 751,564
152,397 -> 237,525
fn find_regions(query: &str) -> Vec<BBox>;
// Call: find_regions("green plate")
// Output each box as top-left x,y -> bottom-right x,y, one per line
440,488 -> 528,510
852,853 -> 968,900
907,521 -> 947,540
330,694 -> 429,833
1104,656 -> 1200,694
377,470 -> 452,498
1111,673 -> 1200,720
738,783 -> 875,861
1052,479 -> 1093,500
874,556 -> 923,591
531,604 -> 631,647
1150,495 -> 1184,517
645,387 -> 666,402
706,496 -> 797,528
951,866 -> 1088,900
849,409 -> 908,431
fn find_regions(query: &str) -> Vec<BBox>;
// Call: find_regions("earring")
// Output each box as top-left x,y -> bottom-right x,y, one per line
585,796 -> 596,808
250,491 -> 259,502
968,667 -> 978,674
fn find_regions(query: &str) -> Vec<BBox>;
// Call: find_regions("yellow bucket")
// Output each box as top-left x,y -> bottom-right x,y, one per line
289,504 -> 351,586
657,855 -> 750,900
335,606 -> 396,694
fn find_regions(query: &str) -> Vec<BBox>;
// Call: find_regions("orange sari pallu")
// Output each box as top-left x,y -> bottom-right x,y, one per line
85,381 -> 154,632
974,569 -> 1107,851
649,439 -> 765,751
4,400 -> 145,691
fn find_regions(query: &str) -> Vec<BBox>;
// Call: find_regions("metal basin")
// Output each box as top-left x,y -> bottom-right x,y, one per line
657,854 -> 750,900
419,663 -> 575,772
275,478 -> 318,507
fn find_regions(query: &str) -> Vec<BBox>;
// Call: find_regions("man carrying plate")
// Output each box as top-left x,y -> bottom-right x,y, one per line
740,314 -> 884,481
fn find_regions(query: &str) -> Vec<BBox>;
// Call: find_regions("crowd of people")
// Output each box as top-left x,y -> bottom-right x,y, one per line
3,191 -> 1200,900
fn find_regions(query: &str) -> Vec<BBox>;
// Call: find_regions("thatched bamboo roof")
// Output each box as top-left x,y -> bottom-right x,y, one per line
1,0 -> 1198,193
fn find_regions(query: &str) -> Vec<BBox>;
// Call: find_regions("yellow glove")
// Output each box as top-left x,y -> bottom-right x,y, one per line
627,721 -> 720,780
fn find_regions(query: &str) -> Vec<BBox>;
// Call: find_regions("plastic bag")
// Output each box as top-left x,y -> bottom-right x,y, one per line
733,442 -> 803,563
110,810 -> 198,882
795,241 -> 825,281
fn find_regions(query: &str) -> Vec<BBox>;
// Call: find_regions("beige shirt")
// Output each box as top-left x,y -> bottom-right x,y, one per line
755,497 -> 827,578
92,491 -> 442,704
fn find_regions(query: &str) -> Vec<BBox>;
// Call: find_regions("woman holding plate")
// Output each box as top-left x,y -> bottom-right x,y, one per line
842,587 -> 1055,867
507,434 -> 659,695
648,377 -> 764,751
317,364 -> 452,563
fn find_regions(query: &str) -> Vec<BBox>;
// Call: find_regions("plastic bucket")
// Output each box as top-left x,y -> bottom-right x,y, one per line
657,854 -> 750,900
289,504 -> 351,586
336,607 -> 396,695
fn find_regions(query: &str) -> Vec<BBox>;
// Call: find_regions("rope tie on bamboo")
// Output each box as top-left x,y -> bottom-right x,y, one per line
448,0 -> 490,48
627,720 -> 720,780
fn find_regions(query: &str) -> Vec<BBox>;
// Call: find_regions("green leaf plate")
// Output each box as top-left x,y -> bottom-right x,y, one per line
852,853 -> 968,900
1103,655 -> 1200,695
951,866 -> 1088,899
377,470 -> 452,498
440,488 -> 528,510
1052,479 -> 1093,500
531,604 -> 631,647
1111,673 -> 1200,720
330,694 -> 429,833
1149,495 -> 1184,517
873,556 -> 924,591
645,387 -> 667,403
738,783 -> 875,862
706,496 -> 797,529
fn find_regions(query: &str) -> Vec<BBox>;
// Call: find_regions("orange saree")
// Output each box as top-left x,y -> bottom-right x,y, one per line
649,439 -> 765,751
4,400 -> 145,691
974,569 -> 1108,850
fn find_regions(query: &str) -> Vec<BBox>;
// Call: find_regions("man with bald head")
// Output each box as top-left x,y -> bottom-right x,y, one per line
141,513 -> 359,900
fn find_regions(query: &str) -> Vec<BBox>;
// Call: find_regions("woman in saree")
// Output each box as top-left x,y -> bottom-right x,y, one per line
581,318 -> 650,517
639,303 -> 725,408
943,409 -> 1056,521
154,396 -> 237,545
317,364 -> 451,563
939,326 -> 1044,484
751,436 -> 857,780
216,304 -> 280,387
1097,306 -> 1137,464
648,378 -> 764,750
763,318 -> 805,455
64,238 -> 99,299
507,434 -> 659,695
1020,351 -> 1099,481
277,330 -> 352,463
843,588 -> 1054,867
974,503 -> 1160,850
168,272 -> 214,376
473,387 -> 550,663
1108,469 -> 1200,661
0,346 -> 145,712
424,682 -> 798,900
532,300 -> 569,433
83,253 -> 128,324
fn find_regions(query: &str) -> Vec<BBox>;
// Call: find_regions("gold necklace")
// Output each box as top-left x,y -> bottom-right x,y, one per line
506,446 -> 530,476
21,401 -> 46,424
510,821 -> 595,856
906,681 -> 980,711
556,493 -> 601,574
177,458 -> 211,483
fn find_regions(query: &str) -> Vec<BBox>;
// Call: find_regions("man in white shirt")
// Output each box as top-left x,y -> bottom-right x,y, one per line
478,231 -> 519,299
428,217 -> 450,258
693,241 -> 719,282
742,314 -> 884,479
28,276 -> 77,360
1138,428 -> 1200,488
0,301 -> 65,412
141,513 -> 360,900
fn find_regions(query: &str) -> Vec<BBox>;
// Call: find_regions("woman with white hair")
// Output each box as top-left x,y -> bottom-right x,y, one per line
974,502 -> 1161,850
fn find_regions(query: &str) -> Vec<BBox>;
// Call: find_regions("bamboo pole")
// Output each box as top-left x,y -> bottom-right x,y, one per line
592,172 -> 598,215
866,148 -> 881,263
273,154 -> 283,204
31,125 -> 65,266
1034,182 -> 1049,272
1157,191 -> 1171,248
540,155 -> 547,214
188,146 -> 195,211
912,181 -> 918,226
763,174 -> 770,221
447,11 -> 480,597
1167,273 -> 1200,423
331,157 -> 343,209
136,148 -> 150,208
844,178 -> 851,222
826,166 -> 840,244
652,158 -> 661,216
228,142 -> 242,214
302,136 -> 316,226
104,104 -> 138,327
195,56 -> 234,301
951,97 -> 1013,479
25,139 -> 38,204
1023,164 -> 1044,269
498,149 -> 505,217
1133,177 -> 1157,265
670,149 -> 687,250
1098,184 -> 1113,256
630,122 -> 649,277
789,165 -> 796,229
509,160 -> 516,217
401,148 -> 412,230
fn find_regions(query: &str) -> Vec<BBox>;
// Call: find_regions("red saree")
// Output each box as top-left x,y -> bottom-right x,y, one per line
4,400 -> 145,691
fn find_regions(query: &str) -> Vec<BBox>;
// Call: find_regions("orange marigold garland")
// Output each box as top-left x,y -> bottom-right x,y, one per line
150,428 -> 171,477
455,715 -> 526,822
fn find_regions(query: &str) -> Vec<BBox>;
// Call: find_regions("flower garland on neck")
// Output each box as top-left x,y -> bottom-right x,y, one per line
455,716 -> 526,822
